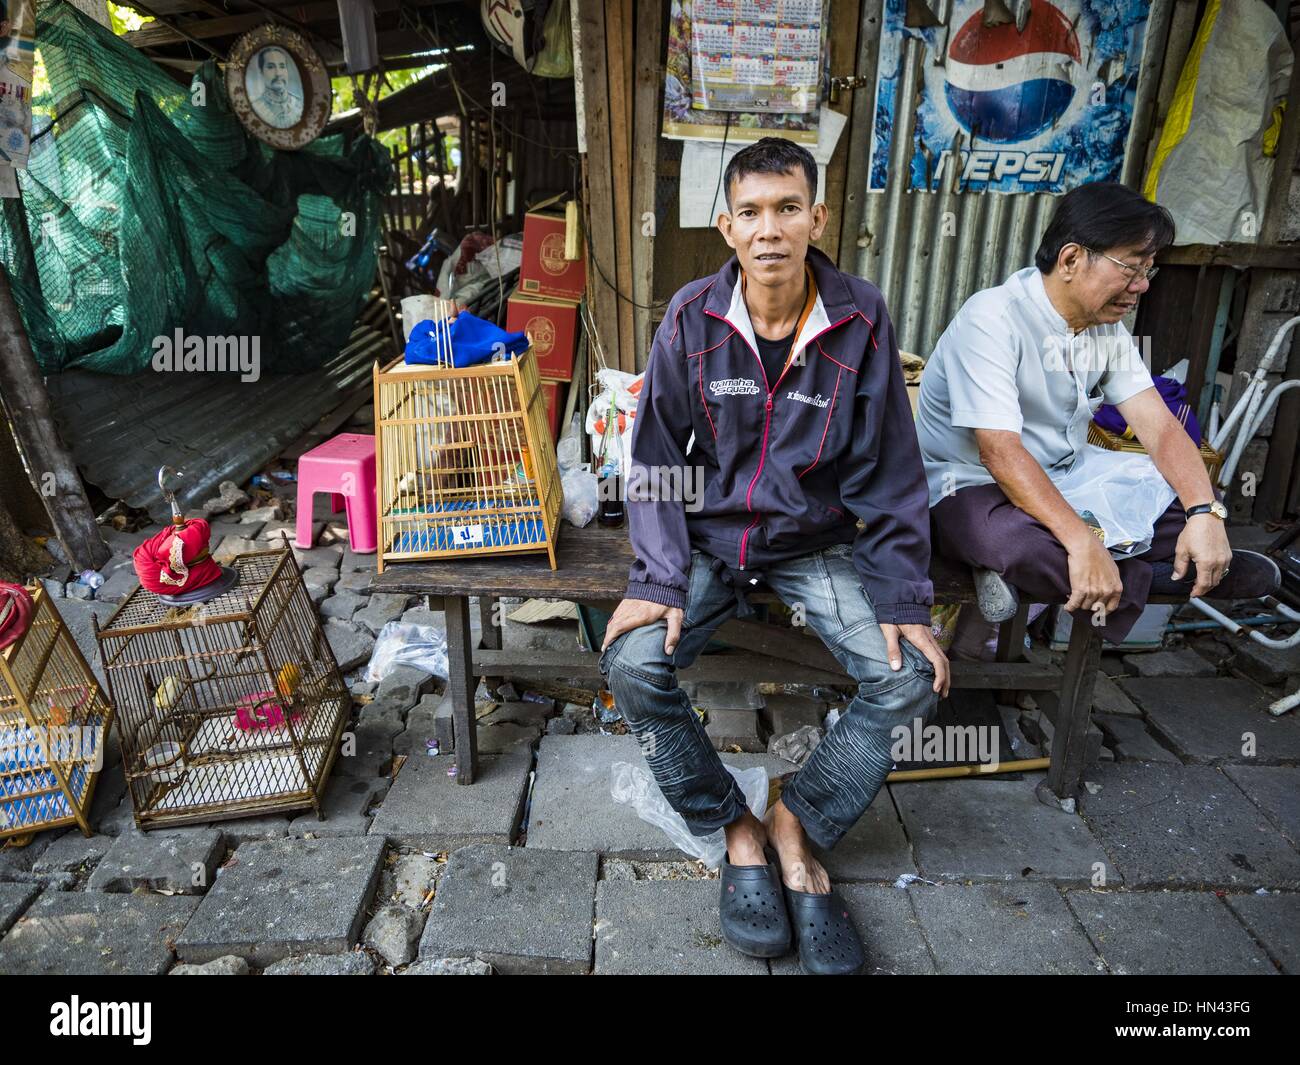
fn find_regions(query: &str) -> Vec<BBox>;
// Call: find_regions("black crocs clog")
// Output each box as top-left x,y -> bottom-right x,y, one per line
783,883 -> 866,975
719,857 -> 792,958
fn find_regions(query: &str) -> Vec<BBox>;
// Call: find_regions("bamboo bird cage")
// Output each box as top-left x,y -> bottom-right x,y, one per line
373,338 -> 562,571
1,586 -> 114,843
93,542 -> 349,831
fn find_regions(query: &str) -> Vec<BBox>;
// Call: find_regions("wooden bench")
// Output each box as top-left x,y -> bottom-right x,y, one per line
370,522 -> 1160,802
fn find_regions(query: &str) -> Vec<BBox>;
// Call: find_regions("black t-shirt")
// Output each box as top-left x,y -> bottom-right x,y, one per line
754,328 -> 795,390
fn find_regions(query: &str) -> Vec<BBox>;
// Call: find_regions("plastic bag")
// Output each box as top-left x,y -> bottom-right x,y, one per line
586,368 -> 643,478
556,433 -> 582,473
561,467 -> 599,527
609,760 -> 769,869
1143,0 -> 1292,246
1050,447 -> 1176,558
365,621 -> 449,683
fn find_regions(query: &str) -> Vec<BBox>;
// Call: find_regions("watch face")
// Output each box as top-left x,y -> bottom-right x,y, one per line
1211,501 -> 1228,519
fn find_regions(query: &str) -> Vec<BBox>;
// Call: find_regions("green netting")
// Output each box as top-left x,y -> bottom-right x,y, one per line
0,1 -> 391,373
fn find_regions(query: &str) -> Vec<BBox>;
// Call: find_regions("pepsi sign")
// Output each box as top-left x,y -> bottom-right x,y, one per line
869,0 -> 1152,194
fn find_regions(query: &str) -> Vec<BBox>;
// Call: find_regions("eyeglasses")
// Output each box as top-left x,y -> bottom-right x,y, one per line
1082,246 -> 1159,282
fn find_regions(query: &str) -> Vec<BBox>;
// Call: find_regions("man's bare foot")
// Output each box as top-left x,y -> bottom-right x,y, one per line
722,809 -> 768,867
763,798 -> 830,894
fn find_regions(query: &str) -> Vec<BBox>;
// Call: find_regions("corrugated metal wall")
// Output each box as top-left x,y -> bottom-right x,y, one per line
841,0 -> 1176,359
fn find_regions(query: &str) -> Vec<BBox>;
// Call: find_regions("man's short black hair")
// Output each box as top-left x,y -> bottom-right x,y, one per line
723,136 -> 818,212
1035,182 -> 1175,273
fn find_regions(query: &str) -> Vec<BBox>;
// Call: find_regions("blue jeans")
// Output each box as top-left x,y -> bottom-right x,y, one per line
599,545 -> 939,851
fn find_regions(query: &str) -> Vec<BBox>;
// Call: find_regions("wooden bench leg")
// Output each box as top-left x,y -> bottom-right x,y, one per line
1044,617 -> 1101,802
476,594 -> 505,697
995,603 -> 1029,664
444,594 -> 479,784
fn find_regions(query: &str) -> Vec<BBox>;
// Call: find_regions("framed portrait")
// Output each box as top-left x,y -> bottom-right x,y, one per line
225,24 -> 330,150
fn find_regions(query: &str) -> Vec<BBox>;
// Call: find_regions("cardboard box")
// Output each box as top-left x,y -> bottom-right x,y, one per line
540,380 -> 566,442
508,293 -> 577,382
519,207 -> 586,302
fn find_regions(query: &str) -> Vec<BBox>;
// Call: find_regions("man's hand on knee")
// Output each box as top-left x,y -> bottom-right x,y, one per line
880,623 -> 951,698
1064,534 -> 1124,617
1173,516 -> 1233,598
602,599 -> 685,655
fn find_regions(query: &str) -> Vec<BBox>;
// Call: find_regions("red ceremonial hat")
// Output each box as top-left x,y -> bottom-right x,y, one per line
133,519 -> 225,597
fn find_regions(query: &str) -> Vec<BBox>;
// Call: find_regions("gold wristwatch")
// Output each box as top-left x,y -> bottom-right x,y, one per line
1185,501 -> 1228,520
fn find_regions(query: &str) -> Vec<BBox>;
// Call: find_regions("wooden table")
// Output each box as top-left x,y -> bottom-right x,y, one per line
371,522 -> 1132,803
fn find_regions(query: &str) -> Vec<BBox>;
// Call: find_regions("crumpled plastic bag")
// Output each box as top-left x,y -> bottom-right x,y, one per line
561,466 -> 598,527
365,621 -> 449,683
1050,446 -> 1176,558
609,760 -> 769,869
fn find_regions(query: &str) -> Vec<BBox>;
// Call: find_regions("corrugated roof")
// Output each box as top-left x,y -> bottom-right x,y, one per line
45,321 -> 391,523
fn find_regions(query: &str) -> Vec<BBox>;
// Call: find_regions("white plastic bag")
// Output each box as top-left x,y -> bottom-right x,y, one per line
561,466 -> 599,527
1050,446 -> 1176,557
365,621 -> 449,683
609,760 -> 770,869
585,368 -> 643,478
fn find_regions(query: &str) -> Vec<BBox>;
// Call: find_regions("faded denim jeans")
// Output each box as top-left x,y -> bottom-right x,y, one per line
599,544 -> 939,851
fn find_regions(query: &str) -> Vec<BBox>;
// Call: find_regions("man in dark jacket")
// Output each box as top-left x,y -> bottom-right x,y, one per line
598,137 -> 947,974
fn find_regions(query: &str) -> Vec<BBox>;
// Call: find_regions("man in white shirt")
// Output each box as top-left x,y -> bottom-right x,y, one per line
918,182 -> 1278,642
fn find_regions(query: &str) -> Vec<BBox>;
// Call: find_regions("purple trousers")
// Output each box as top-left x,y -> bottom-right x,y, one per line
931,483 -> 1187,644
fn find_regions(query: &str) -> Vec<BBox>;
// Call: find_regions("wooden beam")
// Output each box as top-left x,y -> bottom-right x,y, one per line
1157,243 -> 1300,269
575,0 -> 620,376
124,0 -> 401,48
606,0 -> 636,373
629,0 -> 662,372
0,269 -> 109,573
814,0 -> 861,264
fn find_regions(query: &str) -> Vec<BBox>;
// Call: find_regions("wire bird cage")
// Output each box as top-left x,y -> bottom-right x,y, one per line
1,587 -> 114,843
93,542 -> 349,831
373,339 -> 563,571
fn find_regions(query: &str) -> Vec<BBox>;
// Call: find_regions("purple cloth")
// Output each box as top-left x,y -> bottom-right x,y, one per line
1093,375 -> 1201,444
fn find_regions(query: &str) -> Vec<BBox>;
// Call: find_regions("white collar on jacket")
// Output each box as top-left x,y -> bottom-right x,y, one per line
724,270 -> 832,378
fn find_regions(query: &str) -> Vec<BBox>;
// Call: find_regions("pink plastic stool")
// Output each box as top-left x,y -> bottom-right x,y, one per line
296,433 -> 377,553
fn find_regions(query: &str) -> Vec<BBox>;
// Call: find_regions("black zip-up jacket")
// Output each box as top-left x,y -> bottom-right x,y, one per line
624,245 -> 934,626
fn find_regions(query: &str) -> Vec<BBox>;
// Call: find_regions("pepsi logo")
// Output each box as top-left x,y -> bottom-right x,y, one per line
945,0 -> 1082,144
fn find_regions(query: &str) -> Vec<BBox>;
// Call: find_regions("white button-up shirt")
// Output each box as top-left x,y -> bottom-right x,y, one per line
916,266 -> 1155,507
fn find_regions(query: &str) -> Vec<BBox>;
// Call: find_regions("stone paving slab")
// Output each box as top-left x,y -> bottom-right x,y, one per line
0,890 -> 199,975
0,883 -> 38,936
771,883 -> 935,975
289,772 -> 388,839
1222,765 -> 1300,847
262,951 -> 378,975
892,776 -> 1115,886
1080,762 -> 1300,889
87,828 -> 224,894
368,749 -> 531,850
908,881 -> 1103,975
593,879 -> 767,975
527,736 -> 797,858
1121,677 -> 1300,765
1064,889 -> 1275,975
174,835 -> 385,967
1223,893 -> 1300,974
1122,649 -> 1216,677
419,844 -> 597,974
816,791 -> 917,882
30,833 -> 114,876
1093,713 -> 1180,763
1091,673 -> 1143,717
